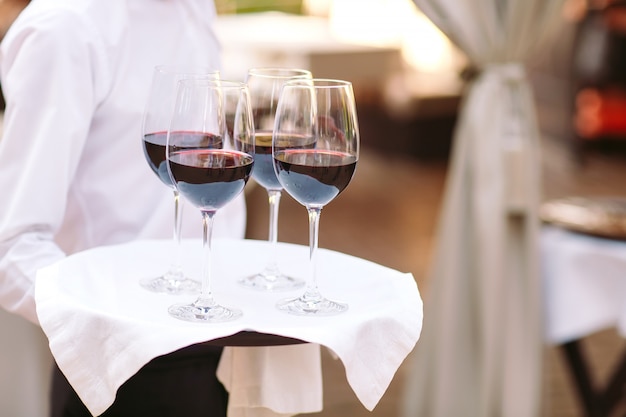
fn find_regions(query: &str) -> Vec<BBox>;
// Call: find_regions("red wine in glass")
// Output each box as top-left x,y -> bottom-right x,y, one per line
274,149 -> 357,206
272,79 -> 359,316
249,131 -> 282,190
143,131 -> 223,187
139,65 -> 219,295
238,68 -> 312,292
166,79 -> 254,323
168,147 -> 253,210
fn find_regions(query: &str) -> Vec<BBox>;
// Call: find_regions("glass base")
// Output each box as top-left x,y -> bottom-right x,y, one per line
276,293 -> 348,316
140,275 -> 200,295
168,298 -> 242,323
238,270 -> 305,291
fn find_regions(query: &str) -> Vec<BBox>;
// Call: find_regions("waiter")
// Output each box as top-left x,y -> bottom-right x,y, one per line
0,0 -> 246,415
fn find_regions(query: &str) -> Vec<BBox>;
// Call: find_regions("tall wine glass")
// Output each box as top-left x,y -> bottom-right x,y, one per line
140,65 -> 220,294
239,68 -> 312,291
167,79 -> 254,323
272,79 -> 359,316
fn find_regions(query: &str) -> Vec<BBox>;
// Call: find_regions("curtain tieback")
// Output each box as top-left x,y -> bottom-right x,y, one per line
482,63 -> 526,84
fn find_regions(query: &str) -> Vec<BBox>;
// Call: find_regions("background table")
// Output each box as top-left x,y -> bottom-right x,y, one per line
35,238 -> 422,416
541,225 -> 626,416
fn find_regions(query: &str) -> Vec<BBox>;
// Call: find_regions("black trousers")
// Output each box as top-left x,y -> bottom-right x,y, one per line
51,344 -> 228,417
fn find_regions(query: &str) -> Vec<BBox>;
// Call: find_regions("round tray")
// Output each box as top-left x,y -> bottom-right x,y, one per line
204,331 -> 306,346
540,196 -> 626,239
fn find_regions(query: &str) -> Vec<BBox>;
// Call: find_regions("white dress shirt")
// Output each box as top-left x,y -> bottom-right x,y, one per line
0,0 -> 247,325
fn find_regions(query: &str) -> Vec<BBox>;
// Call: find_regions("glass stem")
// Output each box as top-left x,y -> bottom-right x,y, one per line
168,189 -> 184,280
199,210 -> 216,306
305,206 -> 322,300
265,189 -> 282,277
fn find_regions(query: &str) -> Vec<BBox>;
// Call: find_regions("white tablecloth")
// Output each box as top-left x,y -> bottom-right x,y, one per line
35,238 -> 423,416
541,226 -> 626,344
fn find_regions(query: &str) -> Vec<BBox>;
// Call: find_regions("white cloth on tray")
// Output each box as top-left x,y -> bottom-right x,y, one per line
35,238 -> 423,416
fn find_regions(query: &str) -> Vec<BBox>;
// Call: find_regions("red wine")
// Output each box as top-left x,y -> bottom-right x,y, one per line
250,131 -> 281,190
274,149 -> 356,206
252,131 -> 317,191
142,131 -> 222,187
142,132 -> 172,186
168,149 -> 253,211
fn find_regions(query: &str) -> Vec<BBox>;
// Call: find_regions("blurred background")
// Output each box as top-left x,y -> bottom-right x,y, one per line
2,0 -> 626,416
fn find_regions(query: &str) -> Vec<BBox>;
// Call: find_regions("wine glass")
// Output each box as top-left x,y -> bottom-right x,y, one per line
166,79 -> 254,323
140,65 -> 220,294
272,79 -> 359,316
238,68 -> 312,291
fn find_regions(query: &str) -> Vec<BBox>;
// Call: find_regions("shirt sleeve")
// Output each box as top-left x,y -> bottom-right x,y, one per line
0,8 -> 103,324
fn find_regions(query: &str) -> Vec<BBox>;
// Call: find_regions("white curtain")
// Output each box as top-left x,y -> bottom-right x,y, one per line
402,1 -> 565,416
